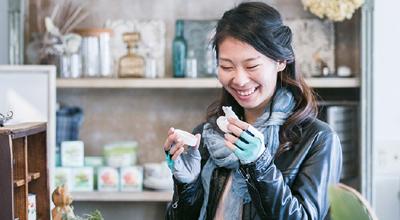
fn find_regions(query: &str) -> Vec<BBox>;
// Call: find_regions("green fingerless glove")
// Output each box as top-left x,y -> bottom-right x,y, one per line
164,148 -> 174,172
233,125 -> 264,163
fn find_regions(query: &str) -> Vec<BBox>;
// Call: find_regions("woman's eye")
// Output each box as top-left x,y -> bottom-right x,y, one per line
220,66 -> 232,70
247,65 -> 259,70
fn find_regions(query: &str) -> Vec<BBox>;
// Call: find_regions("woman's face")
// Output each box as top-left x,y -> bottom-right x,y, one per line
218,37 -> 286,113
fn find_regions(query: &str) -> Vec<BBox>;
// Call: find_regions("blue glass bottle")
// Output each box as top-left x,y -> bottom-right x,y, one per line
173,20 -> 186,77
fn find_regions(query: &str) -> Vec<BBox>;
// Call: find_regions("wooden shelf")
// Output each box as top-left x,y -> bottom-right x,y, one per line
71,191 -> 173,202
305,77 -> 360,88
57,78 -> 222,88
28,172 -> 41,182
56,77 -> 360,89
13,172 -> 41,187
13,179 -> 25,187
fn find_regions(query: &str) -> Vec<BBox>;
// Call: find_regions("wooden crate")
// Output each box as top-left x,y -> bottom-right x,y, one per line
0,122 -> 50,220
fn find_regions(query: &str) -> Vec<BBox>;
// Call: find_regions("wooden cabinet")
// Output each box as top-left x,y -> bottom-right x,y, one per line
0,122 -> 50,220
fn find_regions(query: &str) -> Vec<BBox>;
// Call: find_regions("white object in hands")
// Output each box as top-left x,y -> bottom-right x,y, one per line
174,129 -> 198,146
216,106 -> 239,133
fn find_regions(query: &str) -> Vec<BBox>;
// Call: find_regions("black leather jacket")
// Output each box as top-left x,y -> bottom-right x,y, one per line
166,119 -> 342,220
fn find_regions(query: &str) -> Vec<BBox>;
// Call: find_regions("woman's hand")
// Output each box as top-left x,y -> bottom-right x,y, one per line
164,127 -> 201,183
224,118 -> 265,164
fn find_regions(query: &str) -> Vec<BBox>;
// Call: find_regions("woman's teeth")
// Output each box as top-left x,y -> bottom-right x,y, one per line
237,87 -> 255,96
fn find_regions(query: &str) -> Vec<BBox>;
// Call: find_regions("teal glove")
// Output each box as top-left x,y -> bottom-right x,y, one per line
233,125 -> 264,164
164,147 -> 175,171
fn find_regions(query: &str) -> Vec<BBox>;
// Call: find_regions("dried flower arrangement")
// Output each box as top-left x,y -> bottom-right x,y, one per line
27,0 -> 90,56
28,0 -> 89,35
301,0 -> 365,22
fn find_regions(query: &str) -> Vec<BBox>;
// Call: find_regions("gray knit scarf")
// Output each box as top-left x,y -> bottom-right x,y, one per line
199,88 -> 296,220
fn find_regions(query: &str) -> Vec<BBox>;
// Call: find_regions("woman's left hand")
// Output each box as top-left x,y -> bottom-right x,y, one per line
224,118 -> 265,163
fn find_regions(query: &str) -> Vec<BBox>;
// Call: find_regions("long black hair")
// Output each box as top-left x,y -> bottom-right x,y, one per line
206,2 -> 318,158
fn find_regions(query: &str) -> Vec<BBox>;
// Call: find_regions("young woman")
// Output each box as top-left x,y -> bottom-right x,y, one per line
163,2 -> 342,219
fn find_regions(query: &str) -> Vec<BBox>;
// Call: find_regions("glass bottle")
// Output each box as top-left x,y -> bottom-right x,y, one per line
145,52 -> 157,78
118,32 -> 145,78
185,50 -> 197,78
172,20 -> 186,77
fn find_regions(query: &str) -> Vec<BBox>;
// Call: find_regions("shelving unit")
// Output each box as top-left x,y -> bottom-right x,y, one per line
0,122 -> 50,220
71,191 -> 172,202
56,77 -> 360,88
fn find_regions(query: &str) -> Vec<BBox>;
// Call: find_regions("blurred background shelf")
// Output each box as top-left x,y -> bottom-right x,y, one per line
71,191 -> 173,202
56,77 -> 360,88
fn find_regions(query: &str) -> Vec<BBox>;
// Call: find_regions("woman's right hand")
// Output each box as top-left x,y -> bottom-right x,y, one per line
164,127 -> 201,183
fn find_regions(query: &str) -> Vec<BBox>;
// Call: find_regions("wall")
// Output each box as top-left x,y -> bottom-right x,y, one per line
57,88 -> 221,164
372,0 -> 400,219
0,0 -> 8,64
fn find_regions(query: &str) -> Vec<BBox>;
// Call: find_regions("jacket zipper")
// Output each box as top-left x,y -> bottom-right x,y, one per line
240,167 -> 251,182
172,183 -> 179,209
172,200 -> 178,209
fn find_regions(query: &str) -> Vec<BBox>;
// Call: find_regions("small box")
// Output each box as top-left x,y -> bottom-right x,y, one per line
98,167 -> 119,192
120,166 -> 143,192
61,141 -> 84,167
103,141 -> 137,167
54,167 -> 72,188
84,156 -> 104,167
71,167 -> 94,192
84,157 -> 104,190
28,193 -> 36,220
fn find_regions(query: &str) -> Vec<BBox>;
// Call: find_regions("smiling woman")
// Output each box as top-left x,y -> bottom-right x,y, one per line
217,36 -> 285,123
163,2 -> 343,220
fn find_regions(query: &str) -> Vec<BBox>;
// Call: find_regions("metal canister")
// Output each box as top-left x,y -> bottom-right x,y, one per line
74,28 -> 114,77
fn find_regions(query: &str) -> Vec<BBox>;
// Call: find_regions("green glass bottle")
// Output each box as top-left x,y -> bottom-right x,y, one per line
172,20 -> 186,77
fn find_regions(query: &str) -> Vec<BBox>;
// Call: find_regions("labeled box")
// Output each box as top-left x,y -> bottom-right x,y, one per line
71,167 -> 94,192
120,166 -> 143,192
98,167 -> 119,192
84,156 -> 104,167
28,193 -> 36,220
103,141 -> 137,167
55,167 -> 72,189
61,141 -> 84,167
84,156 -> 104,190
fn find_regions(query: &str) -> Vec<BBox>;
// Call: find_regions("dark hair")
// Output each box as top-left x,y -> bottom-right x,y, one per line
206,1 -> 318,158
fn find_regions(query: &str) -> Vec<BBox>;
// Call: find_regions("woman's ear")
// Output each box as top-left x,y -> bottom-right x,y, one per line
277,61 -> 286,72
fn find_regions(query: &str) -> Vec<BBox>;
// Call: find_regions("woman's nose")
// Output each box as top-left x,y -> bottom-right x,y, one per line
233,68 -> 250,86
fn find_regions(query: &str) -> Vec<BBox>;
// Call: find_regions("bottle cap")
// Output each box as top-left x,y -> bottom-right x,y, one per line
174,129 -> 198,146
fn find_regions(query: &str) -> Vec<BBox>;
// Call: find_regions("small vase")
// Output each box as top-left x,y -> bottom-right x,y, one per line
26,33 -> 45,64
